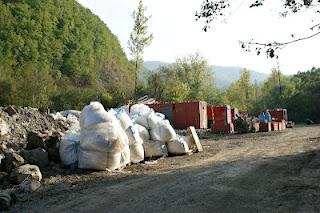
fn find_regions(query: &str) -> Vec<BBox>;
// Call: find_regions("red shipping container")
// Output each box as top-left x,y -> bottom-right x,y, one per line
207,106 -> 214,128
271,122 -> 279,131
268,108 -> 288,122
211,122 -> 234,133
212,105 -> 232,124
259,122 -> 271,132
174,101 -> 208,129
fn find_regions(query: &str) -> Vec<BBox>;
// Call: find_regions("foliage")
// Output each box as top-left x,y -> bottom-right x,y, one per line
146,53 -> 222,103
0,0 -> 134,109
128,0 -> 153,99
225,69 -> 255,111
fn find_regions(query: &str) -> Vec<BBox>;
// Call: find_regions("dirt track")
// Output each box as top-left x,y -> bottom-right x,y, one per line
12,125 -> 320,213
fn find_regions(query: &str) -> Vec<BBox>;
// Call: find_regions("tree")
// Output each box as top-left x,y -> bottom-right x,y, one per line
226,69 -> 255,111
128,0 -> 153,100
0,0 -> 133,109
146,53 -> 218,103
196,0 -> 320,58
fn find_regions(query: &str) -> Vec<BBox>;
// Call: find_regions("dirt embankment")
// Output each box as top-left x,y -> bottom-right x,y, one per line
11,125 -> 320,213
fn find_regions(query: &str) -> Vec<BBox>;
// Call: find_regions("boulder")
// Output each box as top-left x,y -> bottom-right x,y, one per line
19,180 -> 41,192
26,131 -> 62,162
20,148 -> 49,168
0,119 -> 9,137
4,106 -> 17,116
0,191 -> 14,210
10,164 -> 42,184
1,152 -> 24,173
0,172 -> 8,184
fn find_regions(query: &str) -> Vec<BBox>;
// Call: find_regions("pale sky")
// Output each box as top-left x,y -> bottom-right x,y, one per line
77,0 -> 320,75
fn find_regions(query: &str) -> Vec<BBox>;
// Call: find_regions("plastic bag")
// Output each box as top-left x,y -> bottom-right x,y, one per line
78,149 -> 121,170
125,125 -> 144,145
147,111 -> 165,129
167,138 -> 189,155
150,123 -> 177,142
130,144 -> 144,163
143,140 -> 168,158
135,124 -> 150,143
80,102 -> 114,129
80,122 -> 121,153
59,132 -> 80,168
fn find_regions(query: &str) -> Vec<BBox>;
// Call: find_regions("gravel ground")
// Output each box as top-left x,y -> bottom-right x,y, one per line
10,124 -> 320,213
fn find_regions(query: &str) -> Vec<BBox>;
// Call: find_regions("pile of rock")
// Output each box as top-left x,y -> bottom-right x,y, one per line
0,106 -> 70,209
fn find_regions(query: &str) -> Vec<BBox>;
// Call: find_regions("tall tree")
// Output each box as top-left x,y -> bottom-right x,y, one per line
128,0 -> 153,100
226,69 -> 255,111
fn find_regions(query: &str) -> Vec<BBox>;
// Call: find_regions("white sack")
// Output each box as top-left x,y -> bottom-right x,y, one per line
78,149 -> 121,170
59,132 -> 80,167
130,144 -> 144,163
150,124 -> 177,142
143,140 -> 168,158
130,104 -> 151,116
115,109 -> 133,130
135,124 -> 150,143
125,125 -> 144,145
80,102 -> 114,129
80,122 -> 121,153
178,135 -> 193,148
147,112 -> 165,129
167,138 -> 189,155
66,114 -> 80,132
120,144 -> 131,166
61,110 -> 81,118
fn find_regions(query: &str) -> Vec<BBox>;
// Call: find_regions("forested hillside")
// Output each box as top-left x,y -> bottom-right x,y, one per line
0,0 -> 134,110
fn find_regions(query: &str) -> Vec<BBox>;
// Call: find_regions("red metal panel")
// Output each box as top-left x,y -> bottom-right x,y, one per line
207,106 -> 214,122
147,103 -> 161,112
174,101 -> 207,129
211,122 -> 234,133
212,105 -> 231,124
259,122 -> 271,132
268,108 -> 288,122
271,122 -> 279,131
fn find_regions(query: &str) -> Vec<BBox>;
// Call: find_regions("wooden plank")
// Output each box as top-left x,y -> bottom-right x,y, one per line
187,126 -> 203,152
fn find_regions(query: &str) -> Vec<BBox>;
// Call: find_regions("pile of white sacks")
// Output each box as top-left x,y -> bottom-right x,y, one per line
58,102 -> 193,171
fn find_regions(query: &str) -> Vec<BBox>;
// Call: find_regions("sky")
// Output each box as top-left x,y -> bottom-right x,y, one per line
77,0 -> 320,75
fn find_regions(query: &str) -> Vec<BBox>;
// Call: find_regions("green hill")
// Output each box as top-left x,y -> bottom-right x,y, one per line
0,0 -> 134,110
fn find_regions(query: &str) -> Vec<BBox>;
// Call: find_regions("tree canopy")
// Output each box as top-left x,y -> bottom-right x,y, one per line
0,0 -> 134,110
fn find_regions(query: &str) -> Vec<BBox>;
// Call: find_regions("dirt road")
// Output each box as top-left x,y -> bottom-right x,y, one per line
12,125 -> 320,213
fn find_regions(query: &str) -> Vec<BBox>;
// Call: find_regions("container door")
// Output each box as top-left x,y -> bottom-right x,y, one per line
160,106 -> 174,125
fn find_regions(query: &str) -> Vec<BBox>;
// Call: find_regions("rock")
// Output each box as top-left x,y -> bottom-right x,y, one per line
0,172 -> 8,184
19,180 -> 41,192
10,164 -> 42,184
1,152 -> 25,173
0,118 -> 9,137
26,131 -> 47,149
20,148 -> 49,168
26,131 -> 62,162
4,106 -> 17,116
0,191 -> 14,210
45,132 -> 62,162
